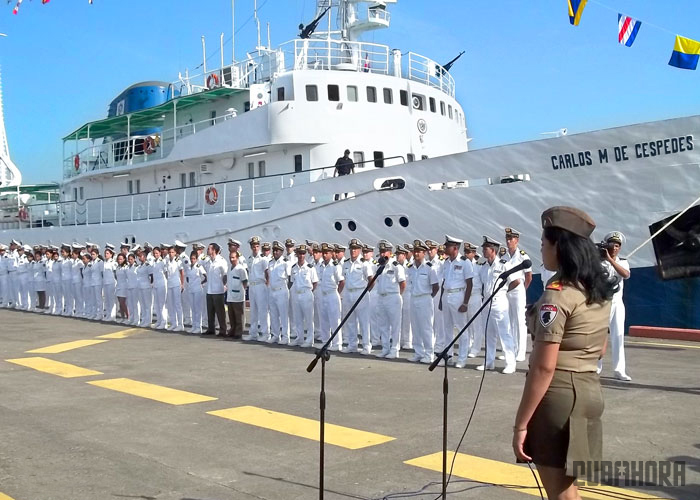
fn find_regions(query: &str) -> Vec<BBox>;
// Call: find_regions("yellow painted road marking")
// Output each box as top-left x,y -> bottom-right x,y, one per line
207,406 -> 395,449
97,328 -> 146,339
627,340 -> 700,350
88,378 -> 217,405
6,357 -> 103,378
0,493 -> 15,500
26,339 -> 109,354
405,452 -> 669,499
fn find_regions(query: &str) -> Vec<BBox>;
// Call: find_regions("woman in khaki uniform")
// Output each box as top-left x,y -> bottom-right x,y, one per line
513,206 -> 617,500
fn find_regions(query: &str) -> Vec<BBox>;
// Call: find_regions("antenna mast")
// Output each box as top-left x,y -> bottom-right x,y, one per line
0,67 -> 21,188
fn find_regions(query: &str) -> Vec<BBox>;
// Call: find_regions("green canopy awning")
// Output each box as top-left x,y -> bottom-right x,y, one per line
63,87 -> 244,141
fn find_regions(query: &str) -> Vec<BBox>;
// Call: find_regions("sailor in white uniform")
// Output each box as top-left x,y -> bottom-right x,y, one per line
361,244 -> 377,354
165,244 -> 185,331
341,238 -> 371,353
464,242 -> 486,358
426,239 -> 446,352
396,245 -> 413,351
373,240 -> 406,358
478,236 -> 519,374
283,239 -> 297,341
48,246 -> 63,315
407,240 -> 439,363
185,251 -> 207,334
503,227 -> 533,362
175,240 -> 192,327
16,244 -> 32,310
247,236 -> 270,341
267,241 -> 291,344
70,245 -> 84,317
6,240 -> 21,308
0,244 -> 8,307
318,242 -> 344,350
136,249 -> 154,327
60,244 -> 73,315
440,235 -> 474,367
289,244 -> 319,347
601,231 -> 632,381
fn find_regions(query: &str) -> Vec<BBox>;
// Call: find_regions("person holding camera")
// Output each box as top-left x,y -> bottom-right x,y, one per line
600,231 -> 632,381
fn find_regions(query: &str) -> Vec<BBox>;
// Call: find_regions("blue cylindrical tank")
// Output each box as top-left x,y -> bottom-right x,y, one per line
107,81 -> 178,136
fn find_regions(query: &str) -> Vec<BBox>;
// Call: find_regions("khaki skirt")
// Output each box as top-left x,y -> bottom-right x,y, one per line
524,370 -> 603,476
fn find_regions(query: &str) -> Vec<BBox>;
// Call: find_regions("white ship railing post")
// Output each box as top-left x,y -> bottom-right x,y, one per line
100,199 -> 103,224
183,188 -> 187,218
147,194 -> 151,221
114,198 -> 117,223
223,183 -> 227,213
173,101 -> 177,146
130,196 -> 134,222
126,115 -> 132,166
237,185 -> 242,212
252,179 -> 255,211
165,191 -> 168,218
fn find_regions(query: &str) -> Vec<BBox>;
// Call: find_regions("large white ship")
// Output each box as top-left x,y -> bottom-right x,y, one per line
1,0 -> 698,329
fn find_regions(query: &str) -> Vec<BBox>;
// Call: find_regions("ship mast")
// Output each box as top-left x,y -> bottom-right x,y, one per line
311,0 -> 397,42
0,66 -> 22,188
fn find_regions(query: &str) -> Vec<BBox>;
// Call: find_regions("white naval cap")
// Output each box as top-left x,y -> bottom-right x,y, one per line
174,240 -> 187,248
227,238 -> 242,247
22,244 -> 32,252
444,234 -> 463,246
104,243 -> 115,251
481,235 -> 503,248
604,231 -> 626,246
11,239 -> 21,246
0,244 -> 6,250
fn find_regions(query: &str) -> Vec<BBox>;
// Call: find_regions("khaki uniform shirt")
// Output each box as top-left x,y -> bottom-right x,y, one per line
527,277 -> 610,372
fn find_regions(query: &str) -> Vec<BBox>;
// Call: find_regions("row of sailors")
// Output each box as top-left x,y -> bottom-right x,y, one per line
0,228 -> 533,373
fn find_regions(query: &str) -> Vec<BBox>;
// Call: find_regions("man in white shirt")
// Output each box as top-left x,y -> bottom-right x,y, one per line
227,251 -> 248,339
318,242 -> 344,351
440,235 -> 474,368
267,241 -> 291,344
341,238 -> 371,353
464,242 -> 487,358
601,231 -> 632,381
136,250 -> 154,327
247,236 -> 270,342
204,243 -> 228,337
396,246 -> 412,351
0,244 -> 8,308
478,236 -> 519,374
407,240 -> 439,363
372,240 -> 406,359
426,239 -> 446,352
503,227 -> 533,362
289,244 -> 319,347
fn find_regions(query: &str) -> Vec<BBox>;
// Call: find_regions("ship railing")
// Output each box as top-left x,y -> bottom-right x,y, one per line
22,156 -> 405,229
284,39 -> 390,75
406,52 -> 456,98
64,111 -> 239,178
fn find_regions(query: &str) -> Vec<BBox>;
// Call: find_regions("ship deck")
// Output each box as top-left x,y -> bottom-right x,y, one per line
0,309 -> 697,500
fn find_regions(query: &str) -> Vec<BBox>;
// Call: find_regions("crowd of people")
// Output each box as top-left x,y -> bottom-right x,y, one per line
0,227 -> 630,377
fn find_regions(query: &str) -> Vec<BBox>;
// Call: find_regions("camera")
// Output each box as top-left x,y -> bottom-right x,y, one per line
596,241 -> 614,259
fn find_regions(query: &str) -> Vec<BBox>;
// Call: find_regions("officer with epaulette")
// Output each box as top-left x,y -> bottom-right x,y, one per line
0,243 -> 9,308
373,240 -> 406,358
396,245 -> 413,351
289,244 -> 319,347
16,243 -> 31,310
308,241 -> 323,340
261,241 -> 272,258
601,231 -> 632,381
478,235 -> 518,374
246,236 -> 270,342
227,238 -> 247,270
407,240 -> 439,363
267,241 -> 290,344
503,227 -> 533,362
172,240 -> 192,328
425,239 -> 446,352
284,238 -> 296,341
341,238 -> 371,353
440,235 -> 474,367
334,243 -> 347,266
361,244 -> 379,351
318,242 -> 344,350
463,242 -> 486,358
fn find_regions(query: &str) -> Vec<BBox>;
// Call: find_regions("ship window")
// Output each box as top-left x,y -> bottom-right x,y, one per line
180,173 -> 187,188
258,160 -> 266,177
429,97 -> 436,113
73,187 -> 78,200
440,101 -> 446,116
136,180 -> 140,193
305,85 -> 318,101
210,110 -> 217,126
328,84 -> 340,102
383,88 -> 393,104
407,154 -> 415,162
399,216 -> 409,227
367,86 -> 377,103
347,85 -> 358,102
294,154 -> 302,173
244,101 -> 251,112
348,220 -> 357,232
448,105 -> 453,119
189,172 -> 196,186
412,94 -> 425,110
248,162 -> 255,179
127,181 -> 132,194
277,87 -> 285,101
353,151 -> 364,168
400,90 -> 408,106
373,151 -> 385,168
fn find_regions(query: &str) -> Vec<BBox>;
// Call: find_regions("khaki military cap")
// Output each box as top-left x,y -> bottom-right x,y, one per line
541,206 -> 596,239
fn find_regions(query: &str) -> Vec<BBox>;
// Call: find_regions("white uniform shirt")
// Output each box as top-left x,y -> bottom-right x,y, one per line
290,262 -> 319,292
91,259 -> 104,286
342,258 -> 369,291
206,254 -> 228,294
318,260 -> 344,292
248,253 -> 269,284
503,247 -> 531,287
115,265 -> 128,293
17,254 -> 29,276
0,252 -> 7,276
151,258 -> 167,287
102,258 -> 117,285
226,264 -> 248,302
442,256 -> 474,290
603,257 -> 630,301
48,259 -> 62,283
267,256 -> 289,289
33,260 -> 47,284
185,262 -> 206,292
72,259 -> 84,284
165,257 -> 183,288
126,263 -> 139,289
479,257 -> 516,302
61,257 -> 73,281
408,261 -> 438,296
469,258 -> 486,300
136,262 -> 154,289
375,259 -> 406,294
83,261 -> 93,285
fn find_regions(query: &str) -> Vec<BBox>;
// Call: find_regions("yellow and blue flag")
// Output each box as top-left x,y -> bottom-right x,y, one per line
568,0 -> 587,26
669,35 -> 700,70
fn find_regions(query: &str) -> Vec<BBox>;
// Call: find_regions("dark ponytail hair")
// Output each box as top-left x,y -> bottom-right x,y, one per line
543,226 -> 617,304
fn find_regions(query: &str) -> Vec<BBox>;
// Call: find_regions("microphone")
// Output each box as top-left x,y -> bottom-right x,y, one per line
498,259 -> 532,281
377,256 -> 388,266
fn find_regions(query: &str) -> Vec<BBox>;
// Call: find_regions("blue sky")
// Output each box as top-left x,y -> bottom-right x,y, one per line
1,0 -> 699,184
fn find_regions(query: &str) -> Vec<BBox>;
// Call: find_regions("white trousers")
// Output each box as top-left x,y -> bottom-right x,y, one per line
369,291 -> 381,346
72,282 -> 84,316
313,288 -> 322,340
484,300 -> 516,369
189,288 -> 204,332
400,291 -> 412,348
467,296 -> 485,356
153,284 -> 167,327
609,299 -> 627,374
126,288 -> 139,324
166,286 -> 183,328
138,288 -> 153,326
433,293 -> 446,350
442,291 -> 468,361
288,288 -> 297,338
92,284 -> 102,318
0,274 -> 7,306
7,272 -> 18,307
249,283 -> 269,336
342,288 -> 371,349
320,290 -> 342,347
50,282 -> 63,314
181,284 -> 192,324
103,283 -> 116,320
269,287 -> 290,341
292,289 -> 315,343
19,275 -> 31,310
62,281 -> 72,315
508,286 -> 528,359
375,292 -> 402,352
83,284 -> 93,317
410,294 -> 434,360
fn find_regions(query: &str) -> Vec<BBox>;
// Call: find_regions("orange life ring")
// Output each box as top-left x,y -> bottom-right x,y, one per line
206,73 -> 219,90
18,208 -> 28,221
74,154 -> 80,170
144,136 -> 155,155
205,186 -> 218,205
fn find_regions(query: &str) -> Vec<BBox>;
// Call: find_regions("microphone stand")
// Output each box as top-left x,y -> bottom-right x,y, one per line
428,276 -> 509,499
306,261 -> 386,500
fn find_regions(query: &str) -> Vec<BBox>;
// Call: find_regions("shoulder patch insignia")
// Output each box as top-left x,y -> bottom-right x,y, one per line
307,263 -> 313,268
520,249 -> 526,255
539,304 -> 559,328
332,260 -> 338,265
499,258 -> 507,264
546,280 -> 563,291
392,261 -> 398,266
360,257 -> 366,262
460,255 -> 467,260
426,261 -> 432,267
407,263 -> 413,268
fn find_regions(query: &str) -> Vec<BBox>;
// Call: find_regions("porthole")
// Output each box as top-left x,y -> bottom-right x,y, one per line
384,217 -> 393,227
334,221 -> 342,231
348,221 -> 357,232
399,216 -> 409,227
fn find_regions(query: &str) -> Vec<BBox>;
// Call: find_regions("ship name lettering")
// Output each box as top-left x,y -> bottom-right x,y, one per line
550,151 -> 593,170
634,135 -> 694,159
